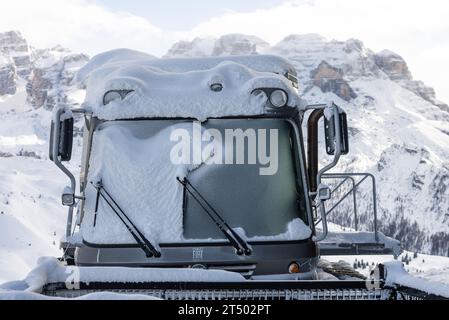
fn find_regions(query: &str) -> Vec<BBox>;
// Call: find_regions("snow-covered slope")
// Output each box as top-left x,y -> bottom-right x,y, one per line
0,98 -> 82,284
0,30 -> 448,284
0,31 -> 85,283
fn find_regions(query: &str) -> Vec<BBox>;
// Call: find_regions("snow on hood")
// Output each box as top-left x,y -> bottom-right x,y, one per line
76,49 -> 303,121
0,257 -> 245,299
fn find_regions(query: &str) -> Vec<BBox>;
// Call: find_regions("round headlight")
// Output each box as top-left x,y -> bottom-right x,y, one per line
210,83 -> 223,92
269,90 -> 288,108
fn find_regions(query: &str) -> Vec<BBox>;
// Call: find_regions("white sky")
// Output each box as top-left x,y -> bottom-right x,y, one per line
0,0 -> 448,103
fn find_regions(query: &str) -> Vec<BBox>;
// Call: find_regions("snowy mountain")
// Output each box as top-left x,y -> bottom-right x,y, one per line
0,30 -> 448,283
165,34 -> 269,58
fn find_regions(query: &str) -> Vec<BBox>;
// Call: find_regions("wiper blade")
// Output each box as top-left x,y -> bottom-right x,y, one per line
177,177 -> 252,256
91,181 -> 161,258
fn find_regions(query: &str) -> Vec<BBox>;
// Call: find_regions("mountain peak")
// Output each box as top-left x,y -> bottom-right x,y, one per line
164,37 -> 216,58
0,30 -> 31,79
0,30 -> 29,54
374,49 -> 412,81
165,34 -> 269,58
0,30 -> 26,43
278,33 -> 327,44
212,34 -> 269,56
377,49 -> 402,58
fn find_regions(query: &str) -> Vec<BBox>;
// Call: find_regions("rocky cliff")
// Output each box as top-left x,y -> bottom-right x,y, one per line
0,56 -> 16,96
374,50 -> 448,111
0,31 -> 89,110
27,46 -> 89,110
0,31 -> 31,78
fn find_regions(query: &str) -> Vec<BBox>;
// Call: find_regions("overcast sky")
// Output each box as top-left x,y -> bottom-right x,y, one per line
0,0 -> 448,103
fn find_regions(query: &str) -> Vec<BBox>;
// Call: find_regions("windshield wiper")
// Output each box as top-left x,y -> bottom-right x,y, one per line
177,177 -> 252,256
91,181 -> 161,258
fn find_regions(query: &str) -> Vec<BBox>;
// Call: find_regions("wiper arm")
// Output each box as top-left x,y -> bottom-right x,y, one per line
91,181 -> 161,258
177,177 -> 252,256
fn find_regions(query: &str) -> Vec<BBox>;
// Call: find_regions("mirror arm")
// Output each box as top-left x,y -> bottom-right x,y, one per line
53,106 -> 77,238
313,103 -> 343,242
307,109 -> 324,194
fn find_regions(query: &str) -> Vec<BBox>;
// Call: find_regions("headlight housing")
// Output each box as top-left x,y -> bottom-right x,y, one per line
103,90 -> 134,106
269,89 -> 288,108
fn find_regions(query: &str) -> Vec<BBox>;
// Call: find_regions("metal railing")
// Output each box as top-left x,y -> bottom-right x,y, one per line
315,172 -> 379,242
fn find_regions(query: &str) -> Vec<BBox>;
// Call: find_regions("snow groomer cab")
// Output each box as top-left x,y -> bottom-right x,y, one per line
50,50 -> 371,280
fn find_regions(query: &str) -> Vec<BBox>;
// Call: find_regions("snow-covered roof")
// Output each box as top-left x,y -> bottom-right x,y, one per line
76,49 -> 303,121
77,49 -> 297,83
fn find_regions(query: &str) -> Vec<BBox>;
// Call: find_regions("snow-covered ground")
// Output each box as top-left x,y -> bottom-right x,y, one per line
325,253 -> 449,285
0,256 -> 245,300
324,223 -> 449,285
0,90 -> 82,284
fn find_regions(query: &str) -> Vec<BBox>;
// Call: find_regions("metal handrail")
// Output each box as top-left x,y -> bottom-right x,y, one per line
315,172 -> 379,242
326,176 -> 358,230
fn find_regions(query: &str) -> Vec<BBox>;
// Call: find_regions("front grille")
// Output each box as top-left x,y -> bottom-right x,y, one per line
42,280 -> 449,300
45,288 -> 388,300
43,280 -> 390,300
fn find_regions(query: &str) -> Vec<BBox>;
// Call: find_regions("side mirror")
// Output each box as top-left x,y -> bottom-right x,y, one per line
49,114 -> 74,162
324,110 -> 349,156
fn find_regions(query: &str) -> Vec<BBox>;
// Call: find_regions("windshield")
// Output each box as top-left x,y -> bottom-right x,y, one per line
183,119 -> 308,240
82,118 -> 311,245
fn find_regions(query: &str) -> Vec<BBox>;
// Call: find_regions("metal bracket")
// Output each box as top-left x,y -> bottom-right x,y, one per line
312,102 -> 343,242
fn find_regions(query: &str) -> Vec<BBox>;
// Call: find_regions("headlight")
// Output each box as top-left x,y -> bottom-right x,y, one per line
103,90 -> 134,106
210,83 -> 223,92
269,90 -> 288,108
